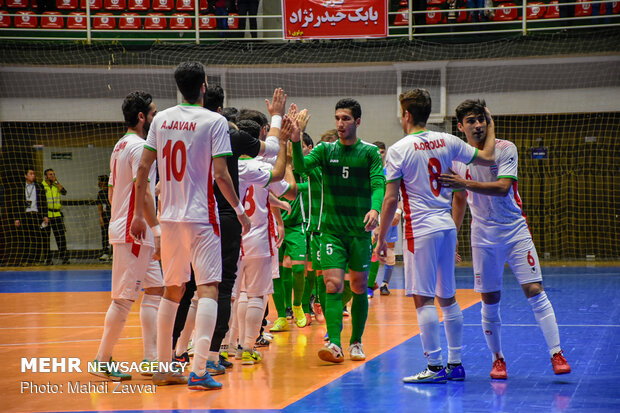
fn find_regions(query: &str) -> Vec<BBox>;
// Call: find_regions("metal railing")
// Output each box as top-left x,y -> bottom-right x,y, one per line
0,1 -> 618,43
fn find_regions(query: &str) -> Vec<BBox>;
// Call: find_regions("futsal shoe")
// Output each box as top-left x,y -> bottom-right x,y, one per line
235,345 -> 244,359
347,342 -> 366,361
241,349 -> 262,365
153,371 -> 187,385
403,367 -> 448,383
305,313 -> 312,326
551,351 -> 571,375
343,306 -> 350,317
380,284 -> 391,296
490,358 -> 507,380
188,371 -> 222,390
367,287 -> 374,298
318,342 -> 344,363
270,317 -> 289,332
445,363 -> 466,381
206,360 -> 226,376
140,359 -> 156,377
255,335 -> 271,347
218,349 -> 233,368
286,307 -> 294,320
313,302 -> 325,324
173,351 -> 190,366
89,359 -> 131,381
293,305 -> 307,328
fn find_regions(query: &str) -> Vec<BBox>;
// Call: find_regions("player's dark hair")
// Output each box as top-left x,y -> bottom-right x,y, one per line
122,91 -> 153,128
174,62 -> 205,104
237,119 -> 261,140
98,175 -> 108,184
204,84 -> 224,112
25,168 -> 35,174
238,109 -> 268,128
373,141 -> 386,150
302,132 -> 314,148
455,99 -> 487,123
221,107 -> 239,124
335,98 -> 362,120
399,88 -> 432,126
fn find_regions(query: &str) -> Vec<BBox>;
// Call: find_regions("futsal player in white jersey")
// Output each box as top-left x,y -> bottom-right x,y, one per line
91,91 -> 161,381
376,89 -> 495,383
438,99 -> 571,378
130,62 -> 250,391
235,116 -> 298,365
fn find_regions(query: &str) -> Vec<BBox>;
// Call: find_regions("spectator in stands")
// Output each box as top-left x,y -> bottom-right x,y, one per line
36,0 -> 56,14
42,168 -> 69,265
446,0 -> 466,30
96,175 -> 111,262
208,0 -> 231,37
468,0 -> 494,22
412,0 -> 427,32
592,0 -> 613,24
237,0 -> 260,38
14,168 -> 48,266
558,0 -> 575,26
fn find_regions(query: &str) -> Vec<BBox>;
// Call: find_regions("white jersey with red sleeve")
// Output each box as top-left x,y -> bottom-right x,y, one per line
238,158 -> 290,258
108,133 -> 156,247
451,139 -> 530,247
145,103 -> 232,228
385,130 -> 477,242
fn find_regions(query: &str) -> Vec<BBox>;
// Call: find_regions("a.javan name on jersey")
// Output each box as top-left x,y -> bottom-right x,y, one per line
161,120 -> 196,132
414,139 -> 445,151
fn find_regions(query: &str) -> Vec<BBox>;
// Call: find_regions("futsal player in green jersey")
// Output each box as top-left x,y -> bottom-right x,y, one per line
292,98 -> 385,363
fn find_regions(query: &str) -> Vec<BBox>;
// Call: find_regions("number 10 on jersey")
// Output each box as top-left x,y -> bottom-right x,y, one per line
162,140 -> 187,181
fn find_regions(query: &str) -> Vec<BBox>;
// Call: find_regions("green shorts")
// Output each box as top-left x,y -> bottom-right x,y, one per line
320,232 -> 372,273
279,224 -> 306,262
309,232 -> 322,271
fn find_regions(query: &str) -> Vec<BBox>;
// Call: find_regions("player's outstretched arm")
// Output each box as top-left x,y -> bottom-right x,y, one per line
143,185 -> 160,260
269,115 -> 293,183
130,148 -> 157,241
213,156 -> 251,235
259,87 -> 287,158
367,146 -> 386,231
375,181 -> 400,261
473,107 -> 496,166
291,116 -> 320,174
439,168 -> 513,196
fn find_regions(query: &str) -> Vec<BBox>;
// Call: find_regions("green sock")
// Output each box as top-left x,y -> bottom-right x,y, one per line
272,276 -> 287,318
342,280 -> 353,307
325,292 -> 344,347
317,274 -> 326,310
281,266 -> 293,309
302,270 -> 316,313
350,292 -> 369,344
292,264 -> 305,307
368,260 -> 380,288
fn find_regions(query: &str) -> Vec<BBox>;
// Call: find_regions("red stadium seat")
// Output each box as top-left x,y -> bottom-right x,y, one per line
574,0 -> 592,16
6,0 -> 28,8
426,7 -> 445,24
152,0 -> 173,11
56,0 -> 78,10
0,11 -> 10,28
227,13 -> 239,29
198,13 -> 216,29
104,0 -> 126,10
41,11 -> 64,28
144,13 -> 167,29
544,0 -> 560,18
526,2 -> 546,19
93,12 -> 116,29
118,12 -> 141,29
67,11 -> 87,28
493,3 -> 518,20
175,0 -> 207,10
127,0 -> 149,10
393,0 -> 409,26
15,11 -> 37,28
170,13 -> 191,29
614,1 -> 620,14
80,0 -> 103,10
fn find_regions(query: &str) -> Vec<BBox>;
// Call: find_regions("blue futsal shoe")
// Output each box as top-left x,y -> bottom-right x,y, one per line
445,363 -> 466,381
188,371 -> 222,390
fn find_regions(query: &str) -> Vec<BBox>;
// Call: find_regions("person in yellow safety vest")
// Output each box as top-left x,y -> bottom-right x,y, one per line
42,169 -> 69,265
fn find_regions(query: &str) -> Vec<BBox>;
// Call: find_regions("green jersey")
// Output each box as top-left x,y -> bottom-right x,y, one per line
281,172 -> 306,227
292,138 -> 385,236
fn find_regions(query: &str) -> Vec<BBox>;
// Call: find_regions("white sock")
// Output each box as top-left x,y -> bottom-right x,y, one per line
528,291 -> 562,356
416,305 -> 442,367
156,298 -> 179,368
140,294 -> 161,361
243,296 -> 265,350
192,297 -> 218,376
208,351 -> 219,362
441,302 -> 463,365
175,294 -> 197,357
236,292 -> 248,350
481,302 -> 504,361
96,299 -> 133,362
227,298 -> 239,349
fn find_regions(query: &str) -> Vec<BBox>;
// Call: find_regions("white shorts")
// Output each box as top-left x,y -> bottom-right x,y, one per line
238,256 -> 274,297
144,259 -> 164,290
271,253 -> 280,279
472,237 -> 543,293
160,222 -> 222,287
231,256 -> 242,300
403,229 -> 457,299
111,243 -> 154,300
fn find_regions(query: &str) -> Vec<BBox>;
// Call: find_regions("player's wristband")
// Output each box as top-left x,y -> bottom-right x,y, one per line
233,202 -> 245,216
151,224 -> 161,237
395,208 -> 402,215
270,115 -> 282,130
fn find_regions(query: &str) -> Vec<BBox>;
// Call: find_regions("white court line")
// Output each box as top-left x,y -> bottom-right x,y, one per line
0,337 -> 141,347
464,323 -> 620,328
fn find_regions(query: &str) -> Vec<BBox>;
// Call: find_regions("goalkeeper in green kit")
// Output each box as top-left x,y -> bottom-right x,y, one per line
292,98 -> 385,363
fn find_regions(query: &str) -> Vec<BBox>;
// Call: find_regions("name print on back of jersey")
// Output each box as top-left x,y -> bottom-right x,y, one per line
160,120 -> 196,132
414,138 -> 446,151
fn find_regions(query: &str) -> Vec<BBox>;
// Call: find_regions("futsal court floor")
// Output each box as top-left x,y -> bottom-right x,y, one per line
1,264 -> 619,413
